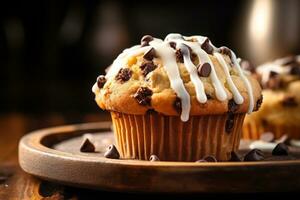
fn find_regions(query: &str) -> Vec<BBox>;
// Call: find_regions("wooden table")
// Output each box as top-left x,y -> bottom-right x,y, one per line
0,113 -> 298,199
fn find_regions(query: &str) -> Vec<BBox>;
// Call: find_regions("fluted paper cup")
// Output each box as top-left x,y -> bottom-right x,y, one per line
111,111 -> 245,161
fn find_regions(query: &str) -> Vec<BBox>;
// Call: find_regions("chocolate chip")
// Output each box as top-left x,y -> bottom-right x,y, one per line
141,35 -> 154,47
169,41 -> 176,49
229,151 -> 241,162
219,46 -> 232,58
225,113 -> 234,133
265,76 -> 281,89
149,155 -> 160,161
175,49 -> 184,63
143,48 -> 156,61
272,143 -> 289,156
201,38 -> 214,54
228,99 -> 239,113
259,132 -> 274,142
140,61 -> 157,76
206,94 -> 212,100
240,60 -> 255,73
115,68 -> 132,83
254,95 -> 263,111
198,63 -> 211,77
173,97 -> 182,113
104,144 -> 120,159
244,149 -> 264,161
195,159 -> 207,163
133,87 -> 153,106
282,96 -> 298,107
203,155 -> 217,162
80,138 -> 95,152
96,75 -> 106,88
290,65 -> 300,75
269,71 -> 278,78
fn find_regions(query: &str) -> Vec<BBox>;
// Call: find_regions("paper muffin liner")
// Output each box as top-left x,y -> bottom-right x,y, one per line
110,111 -> 245,161
243,120 -> 300,140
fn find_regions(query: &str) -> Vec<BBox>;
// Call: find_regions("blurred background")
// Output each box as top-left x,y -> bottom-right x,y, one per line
1,0 -> 300,155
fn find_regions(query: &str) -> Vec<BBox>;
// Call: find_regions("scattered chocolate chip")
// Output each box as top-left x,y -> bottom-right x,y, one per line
104,144 -> 120,159
133,87 -> 153,106
282,96 -> 298,107
244,149 -> 264,161
259,132 -> 275,142
173,97 -> 182,113
272,143 -> 289,156
80,138 -> 95,152
141,35 -> 154,47
203,155 -> 217,162
149,155 -> 160,161
169,41 -> 176,49
240,60 -> 255,73
175,49 -> 184,63
228,99 -> 239,113
201,38 -> 214,54
143,48 -> 156,61
254,95 -> 263,111
269,71 -> 278,78
115,68 -> 132,83
140,61 -> 157,76
225,113 -> 234,133
195,159 -> 207,163
219,46 -> 232,58
197,63 -> 211,77
290,65 -> 300,76
96,75 -> 106,88
229,151 -> 241,162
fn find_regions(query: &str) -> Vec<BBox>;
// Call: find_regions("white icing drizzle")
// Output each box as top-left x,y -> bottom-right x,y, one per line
95,33 -> 256,121
214,52 -> 244,104
249,140 -> 277,152
231,51 -> 254,113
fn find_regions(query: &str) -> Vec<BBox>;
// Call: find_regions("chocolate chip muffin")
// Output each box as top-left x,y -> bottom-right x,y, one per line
243,55 -> 300,140
92,33 -> 262,161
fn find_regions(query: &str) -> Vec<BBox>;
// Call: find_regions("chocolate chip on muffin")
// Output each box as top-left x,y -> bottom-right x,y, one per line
225,112 -> 235,133
173,96 -> 182,114
141,35 -> 154,47
290,65 -> 300,76
244,149 -> 264,161
281,96 -> 298,107
202,155 -> 217,162
228,99 -> 239,113
115,68 -> 132,83
169,41 -> 176,49
143,48 -> 156,61
219,46 -> 232,59
175,49 -> 184,63
269,70 -> 279,78
104,144 -> 120,159
198,63 -> 211,77
96,75 -> 106,88
201,38 -> 214,54
254,95 -> 263,111
133,87 -> 153,106
140,61 -> 157,76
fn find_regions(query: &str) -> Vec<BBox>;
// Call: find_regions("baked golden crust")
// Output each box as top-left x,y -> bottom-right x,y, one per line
93,53 -> 262,116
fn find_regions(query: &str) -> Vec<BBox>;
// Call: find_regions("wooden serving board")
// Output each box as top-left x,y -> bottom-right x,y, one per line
18,122 -> 300,193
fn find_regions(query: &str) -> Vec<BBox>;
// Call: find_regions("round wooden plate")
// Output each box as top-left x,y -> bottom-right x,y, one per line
19,122 -> 300,193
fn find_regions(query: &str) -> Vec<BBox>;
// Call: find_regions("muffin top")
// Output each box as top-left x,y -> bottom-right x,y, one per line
92,33 -> 262,121
246,55 -> 300,126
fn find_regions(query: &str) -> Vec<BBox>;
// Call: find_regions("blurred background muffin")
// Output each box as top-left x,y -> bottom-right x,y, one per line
243,55 -> 300,139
